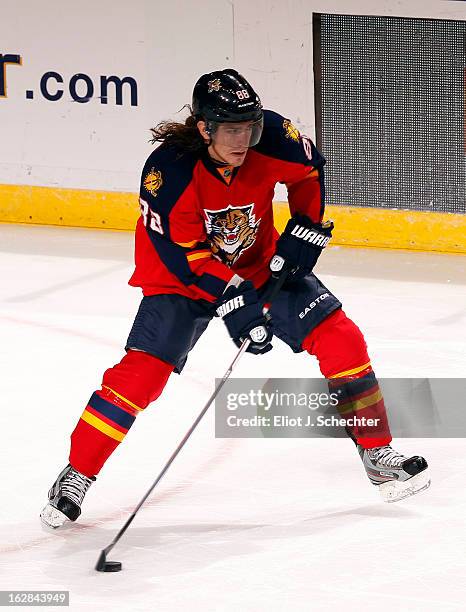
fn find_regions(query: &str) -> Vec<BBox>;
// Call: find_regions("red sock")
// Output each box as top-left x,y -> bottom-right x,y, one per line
69,350 -> 174,477
302,309 -> 392,449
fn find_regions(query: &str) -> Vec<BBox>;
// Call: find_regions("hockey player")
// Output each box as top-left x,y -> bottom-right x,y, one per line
40,69 -> 430,529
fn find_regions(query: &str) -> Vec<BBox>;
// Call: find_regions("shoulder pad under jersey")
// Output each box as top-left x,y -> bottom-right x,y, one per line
140,143 -> 200,216
252,109 -> 325,168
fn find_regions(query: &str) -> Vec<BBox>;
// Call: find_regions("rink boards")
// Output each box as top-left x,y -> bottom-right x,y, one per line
0,183 -> 464,254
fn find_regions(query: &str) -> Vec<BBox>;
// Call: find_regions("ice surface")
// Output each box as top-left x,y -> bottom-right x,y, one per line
1,224 -> 465,611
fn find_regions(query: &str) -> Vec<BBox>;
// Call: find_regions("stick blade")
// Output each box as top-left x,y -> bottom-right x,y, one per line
95,550 -> 107,571
95,550 -> 122,572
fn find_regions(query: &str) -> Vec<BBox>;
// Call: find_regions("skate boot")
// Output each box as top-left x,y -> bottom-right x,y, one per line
40,464 -> 95,529
358,444 -> 430,503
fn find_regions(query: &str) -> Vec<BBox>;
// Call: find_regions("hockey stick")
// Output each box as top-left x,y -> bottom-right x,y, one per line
95,261 -> 291,572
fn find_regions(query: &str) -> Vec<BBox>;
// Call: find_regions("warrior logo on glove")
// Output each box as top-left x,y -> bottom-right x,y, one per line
271,215 -> 334,281
204,204 -> 260,266
216,295 -> 245,317
249,326 -> 268,343
290,221 -> 332,247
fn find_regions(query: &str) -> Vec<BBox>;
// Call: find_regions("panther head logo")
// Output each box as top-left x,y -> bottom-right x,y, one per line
204,204 -> 260,266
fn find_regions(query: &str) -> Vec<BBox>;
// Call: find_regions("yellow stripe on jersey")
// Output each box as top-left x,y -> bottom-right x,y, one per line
81,409 -> 125,442
329,362 -> 371,379
175,239 -> 198,248
186,251 -> 211,262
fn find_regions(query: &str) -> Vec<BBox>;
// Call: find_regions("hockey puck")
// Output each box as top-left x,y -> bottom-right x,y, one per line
101,561 -> 122,572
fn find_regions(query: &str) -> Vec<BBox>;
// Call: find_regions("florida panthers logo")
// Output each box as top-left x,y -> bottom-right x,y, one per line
143,168 -> 163,197
207,78 -> 222,93
204,204 -> 260,266
283,119 -> 300,142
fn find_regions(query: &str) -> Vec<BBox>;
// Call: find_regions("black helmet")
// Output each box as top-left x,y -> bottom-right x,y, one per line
192,69 -> 263,123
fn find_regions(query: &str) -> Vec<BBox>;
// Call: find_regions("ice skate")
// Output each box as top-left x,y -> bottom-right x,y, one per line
358,444 -> 430,503
40,464 -> 95,529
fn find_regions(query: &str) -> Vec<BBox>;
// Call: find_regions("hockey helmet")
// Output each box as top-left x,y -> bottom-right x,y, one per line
192,69 -> 263,146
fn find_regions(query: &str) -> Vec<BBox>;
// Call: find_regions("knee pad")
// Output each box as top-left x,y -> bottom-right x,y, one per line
101,350 -> 174,410
302,308 -> 371,379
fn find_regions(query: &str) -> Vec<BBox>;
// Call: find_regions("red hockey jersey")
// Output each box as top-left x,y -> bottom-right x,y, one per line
129,109 -> 326,302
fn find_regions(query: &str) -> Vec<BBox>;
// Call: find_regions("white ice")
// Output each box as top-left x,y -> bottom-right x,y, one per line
0,223 -> 465,612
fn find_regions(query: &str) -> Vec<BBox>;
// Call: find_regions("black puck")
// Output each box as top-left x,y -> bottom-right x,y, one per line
101,561 -> 122,572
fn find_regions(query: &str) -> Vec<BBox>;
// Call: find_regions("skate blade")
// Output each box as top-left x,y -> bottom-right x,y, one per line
40,503 -> 70,529
378,469 -> 431,503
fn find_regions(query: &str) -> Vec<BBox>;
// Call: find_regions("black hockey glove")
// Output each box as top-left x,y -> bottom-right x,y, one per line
271,214 -> 334,280
216,281 -> 273,355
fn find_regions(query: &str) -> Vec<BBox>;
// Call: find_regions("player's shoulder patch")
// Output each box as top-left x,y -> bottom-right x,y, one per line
143,167 -> 163,198
254,109 -> 325,168
141,143 -> 200,213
